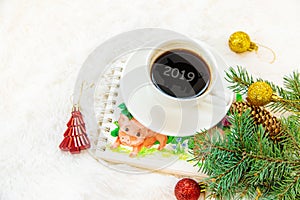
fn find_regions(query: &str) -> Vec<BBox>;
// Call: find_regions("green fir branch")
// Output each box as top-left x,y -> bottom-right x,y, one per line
266,72 -> 300,114
194,110 -> 300,199
283,71 -> 300,98
225,66 -> 255,94
226,66 -> 300,115
280,116 -> 300,153
195,66 -> 300,199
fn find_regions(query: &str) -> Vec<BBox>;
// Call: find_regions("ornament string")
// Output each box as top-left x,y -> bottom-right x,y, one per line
76,81 -> 85,107
73,81 -> 95,109
255,42 -> 276,64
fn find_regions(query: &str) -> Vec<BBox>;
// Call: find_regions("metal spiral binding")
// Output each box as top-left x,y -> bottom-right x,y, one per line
103,92 -> 118,98
102,83 -> 120,89
98,109 -> 114,115
99,126 -> 111,132
112,66 -> 123,72
96,65 -> 122,152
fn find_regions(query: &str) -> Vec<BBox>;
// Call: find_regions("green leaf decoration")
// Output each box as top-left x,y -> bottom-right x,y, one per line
111,127 -> 119,137
167,136 -> 175,144
236,93 -> 243,102
166,136 -> 194,150
118,103 -> 133,119
118,103 -> 126,110
110,121 -> 120,137
187,138 -> 195,149
114,121 -> 119,126
153,136 -> 174,145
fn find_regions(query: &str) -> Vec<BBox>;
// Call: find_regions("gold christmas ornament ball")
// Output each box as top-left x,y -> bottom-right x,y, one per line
247,82 -> 273,106
228,31 -> 258,53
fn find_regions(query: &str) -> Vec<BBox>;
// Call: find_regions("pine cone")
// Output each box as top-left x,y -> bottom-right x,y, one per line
230,101 -> 281,140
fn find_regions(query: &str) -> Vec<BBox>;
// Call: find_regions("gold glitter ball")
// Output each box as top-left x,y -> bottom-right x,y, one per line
247,82 -> 273,106
228,31 -> 258,53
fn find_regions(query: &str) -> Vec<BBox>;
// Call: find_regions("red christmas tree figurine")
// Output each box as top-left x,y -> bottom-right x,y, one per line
59,105 -> 90,154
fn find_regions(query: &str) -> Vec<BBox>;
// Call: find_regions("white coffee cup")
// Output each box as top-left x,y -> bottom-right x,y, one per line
147,39 -> 219,105
120,37 -> 232,136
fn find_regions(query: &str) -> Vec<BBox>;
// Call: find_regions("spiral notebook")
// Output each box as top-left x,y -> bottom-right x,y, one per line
90,55 -> 208,178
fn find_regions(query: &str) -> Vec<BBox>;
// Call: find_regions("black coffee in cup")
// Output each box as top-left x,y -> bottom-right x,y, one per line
151,49 -> 211,99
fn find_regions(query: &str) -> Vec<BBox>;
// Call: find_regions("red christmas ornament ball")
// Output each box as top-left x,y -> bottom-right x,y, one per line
174,178 -> 201,200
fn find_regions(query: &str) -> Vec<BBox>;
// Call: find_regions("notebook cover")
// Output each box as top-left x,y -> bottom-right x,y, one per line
91,55 -> 210,179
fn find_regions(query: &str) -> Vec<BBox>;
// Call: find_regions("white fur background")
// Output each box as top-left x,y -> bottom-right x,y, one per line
0,0 -> 299,199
